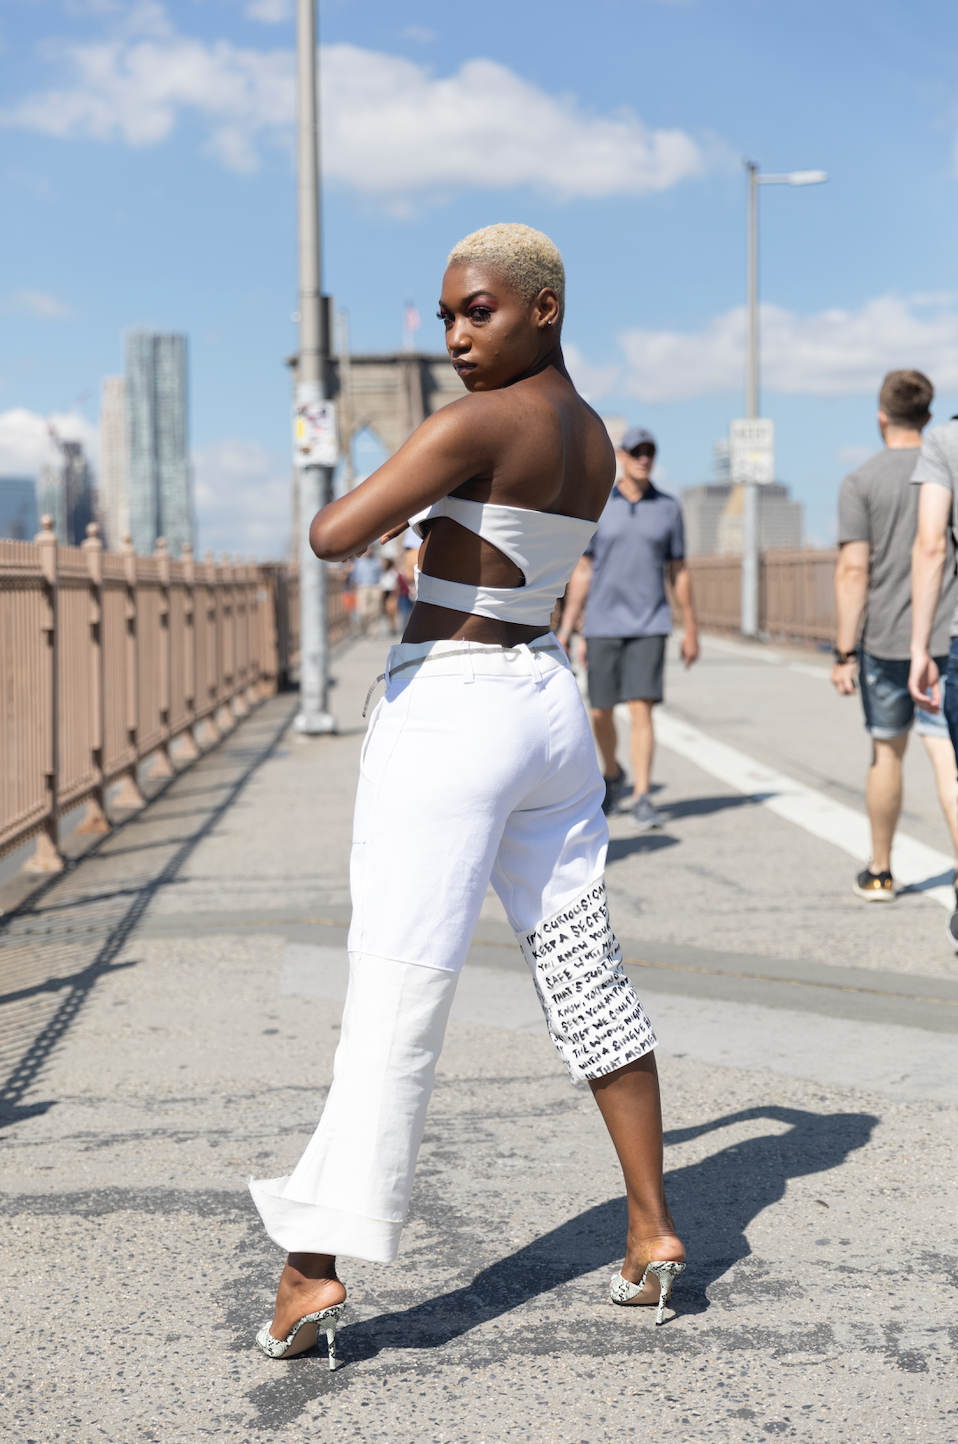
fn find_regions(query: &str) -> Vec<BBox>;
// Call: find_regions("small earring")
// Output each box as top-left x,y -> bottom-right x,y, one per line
547,320 -> 554,327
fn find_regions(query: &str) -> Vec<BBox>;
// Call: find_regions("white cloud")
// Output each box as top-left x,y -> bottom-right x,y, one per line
563,342 -> 619,405
596,295 -> 958,404
5,290 -> 73,318
322,45 -> 704,201
245,0 -> 292,22
0,408 -> 97,477
193,437 -> 291,558
2,7 -> 707,196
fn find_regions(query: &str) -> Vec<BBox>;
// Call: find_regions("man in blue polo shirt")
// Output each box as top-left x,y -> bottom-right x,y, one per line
558,426 -> 699,830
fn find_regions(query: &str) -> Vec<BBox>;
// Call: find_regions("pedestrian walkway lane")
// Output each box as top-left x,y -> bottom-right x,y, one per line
1,635 -> 954,1442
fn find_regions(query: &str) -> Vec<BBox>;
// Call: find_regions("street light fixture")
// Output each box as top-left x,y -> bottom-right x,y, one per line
739,160 -> 828,638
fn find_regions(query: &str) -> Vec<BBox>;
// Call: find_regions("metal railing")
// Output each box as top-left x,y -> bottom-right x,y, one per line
0,520 -> 323,873
687,550 -> 838,646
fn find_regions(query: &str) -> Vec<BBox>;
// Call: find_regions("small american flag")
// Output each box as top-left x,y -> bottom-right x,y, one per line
403,303 -> 421,335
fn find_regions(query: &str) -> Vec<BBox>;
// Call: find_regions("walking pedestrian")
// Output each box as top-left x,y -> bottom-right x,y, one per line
379,556 -> 400,635
249,223 -> 685,1362
832,370 -> 958,903
351,548 -> 382,635
907,398 -> 958,947
557,427 -> 699,831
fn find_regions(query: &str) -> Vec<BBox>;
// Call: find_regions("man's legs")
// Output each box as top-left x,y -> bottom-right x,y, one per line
865,733 -> 908,873
592,707 -> 619,778
627,698 -> 655,799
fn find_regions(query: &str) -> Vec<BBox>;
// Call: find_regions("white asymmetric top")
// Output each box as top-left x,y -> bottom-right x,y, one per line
409,496 -> 597,626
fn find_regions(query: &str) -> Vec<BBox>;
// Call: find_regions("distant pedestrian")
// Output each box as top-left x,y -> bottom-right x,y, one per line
351,548 -> 382,635
833,370 -> 958,905
380,556 -> 400,635
908,396 -> 958,948
558,426 -> 699,831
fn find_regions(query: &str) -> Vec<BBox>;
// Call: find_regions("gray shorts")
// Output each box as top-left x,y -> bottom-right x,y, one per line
587,635 -> 667,710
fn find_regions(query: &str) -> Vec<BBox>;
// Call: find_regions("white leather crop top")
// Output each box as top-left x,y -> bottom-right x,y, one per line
409,495 -> 597,626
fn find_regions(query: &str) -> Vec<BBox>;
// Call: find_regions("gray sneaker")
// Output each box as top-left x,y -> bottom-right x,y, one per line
628,793 -> 663,832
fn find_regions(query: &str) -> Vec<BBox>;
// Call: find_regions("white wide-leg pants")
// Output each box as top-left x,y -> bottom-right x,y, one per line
250,637 -> 656,1262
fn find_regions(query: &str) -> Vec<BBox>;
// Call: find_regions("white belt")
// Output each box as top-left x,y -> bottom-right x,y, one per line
362,638 -> 567,716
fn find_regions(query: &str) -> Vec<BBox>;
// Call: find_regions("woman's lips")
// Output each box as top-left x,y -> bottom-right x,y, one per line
453,361 -> 476,376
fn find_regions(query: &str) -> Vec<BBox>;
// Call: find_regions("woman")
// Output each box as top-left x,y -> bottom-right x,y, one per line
250,224 -> 685,1363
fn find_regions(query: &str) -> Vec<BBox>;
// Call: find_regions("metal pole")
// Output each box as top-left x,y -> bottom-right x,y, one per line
294,0 -> 335,734
741,161 -> 760,639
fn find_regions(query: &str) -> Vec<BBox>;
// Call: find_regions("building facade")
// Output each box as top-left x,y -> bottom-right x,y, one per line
126,331 -> 193,557
0,477 -> 39,541
37,439 -> 95,546
682,481 -> 803,556
99,376 -> 129,550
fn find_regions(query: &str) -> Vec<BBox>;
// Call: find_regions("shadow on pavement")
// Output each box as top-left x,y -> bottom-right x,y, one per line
303,1103 -> 877,1366
607,834 -> 680,862
660,793 -> 768,821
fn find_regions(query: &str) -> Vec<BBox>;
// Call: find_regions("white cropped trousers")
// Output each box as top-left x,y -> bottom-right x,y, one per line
250,636 -> 656,1262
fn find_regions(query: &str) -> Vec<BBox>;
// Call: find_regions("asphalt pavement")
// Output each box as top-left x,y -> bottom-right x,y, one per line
1,630 -> 956,1443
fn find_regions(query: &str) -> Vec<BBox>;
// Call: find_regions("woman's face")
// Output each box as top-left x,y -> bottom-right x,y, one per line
437,263 -> 558,391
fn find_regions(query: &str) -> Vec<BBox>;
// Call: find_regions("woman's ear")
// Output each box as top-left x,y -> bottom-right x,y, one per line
535,288 -> 560,330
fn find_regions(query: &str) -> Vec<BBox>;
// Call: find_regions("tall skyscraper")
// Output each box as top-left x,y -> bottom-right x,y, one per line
126,330 -> 193,557
99,376 -> 129,550
0,478 -> 39,540
37,435 -> 94,545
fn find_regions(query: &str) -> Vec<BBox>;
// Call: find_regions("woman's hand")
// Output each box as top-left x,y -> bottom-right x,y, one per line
379,523 -> 410,545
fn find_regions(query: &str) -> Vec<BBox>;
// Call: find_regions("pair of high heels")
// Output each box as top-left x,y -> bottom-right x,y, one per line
256,1260 -> 682,1365
255,1302 -> 346,1368
610,1260 -> 686,1325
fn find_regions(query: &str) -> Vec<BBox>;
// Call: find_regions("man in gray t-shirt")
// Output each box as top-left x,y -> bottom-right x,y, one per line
832,369 -> 958,906
908,412 -> 958,943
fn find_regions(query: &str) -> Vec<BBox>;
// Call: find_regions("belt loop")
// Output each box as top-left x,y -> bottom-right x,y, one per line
521,642 -> 544,688
461,644 -> 475,685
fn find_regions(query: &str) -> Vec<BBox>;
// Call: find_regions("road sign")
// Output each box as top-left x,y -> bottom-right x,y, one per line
730,418 -> 775,484
294,398 -> 339,468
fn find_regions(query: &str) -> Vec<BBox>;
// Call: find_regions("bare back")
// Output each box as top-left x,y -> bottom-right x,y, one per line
406,367 -> 615,645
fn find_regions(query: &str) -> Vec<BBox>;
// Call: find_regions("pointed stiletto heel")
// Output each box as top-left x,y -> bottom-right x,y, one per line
610,1261 -> 685,1325
255,1302 -> 346,1367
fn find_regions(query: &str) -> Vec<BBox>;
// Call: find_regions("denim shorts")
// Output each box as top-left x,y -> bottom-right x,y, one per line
859,651 -> 949,740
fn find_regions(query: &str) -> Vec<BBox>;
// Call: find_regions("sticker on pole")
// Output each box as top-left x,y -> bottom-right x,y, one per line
730,418 -> 775,484
294,399 -> 339,468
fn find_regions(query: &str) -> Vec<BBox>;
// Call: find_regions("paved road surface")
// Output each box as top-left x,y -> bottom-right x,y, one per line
1,632 -> 955,1442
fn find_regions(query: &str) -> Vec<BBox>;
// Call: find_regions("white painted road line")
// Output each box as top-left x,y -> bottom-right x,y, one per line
654,708 -> 955,910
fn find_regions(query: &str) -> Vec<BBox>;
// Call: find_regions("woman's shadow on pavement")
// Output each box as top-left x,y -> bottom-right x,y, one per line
335,1102 -> 878,1360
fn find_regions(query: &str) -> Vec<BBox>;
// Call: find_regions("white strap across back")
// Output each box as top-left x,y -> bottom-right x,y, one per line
409,496 -> 597,626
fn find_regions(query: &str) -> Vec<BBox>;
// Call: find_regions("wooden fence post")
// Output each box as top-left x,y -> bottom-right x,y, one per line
113,533 -> 145,809
76,522 -> 111,835
149,537 -> 175,779
176,542 -> 201,762
24,516 -> 64,872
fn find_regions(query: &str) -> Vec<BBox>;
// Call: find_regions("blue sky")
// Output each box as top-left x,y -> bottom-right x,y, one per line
2,0 -> 958,554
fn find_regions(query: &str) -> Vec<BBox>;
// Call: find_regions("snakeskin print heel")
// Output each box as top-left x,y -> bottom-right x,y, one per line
610,1261 -> 685,1325
255,1302 -> 346,1367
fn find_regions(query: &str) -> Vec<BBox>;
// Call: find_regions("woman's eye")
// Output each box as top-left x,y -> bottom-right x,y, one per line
436,310 -> 452,326
469,307 -> 492,322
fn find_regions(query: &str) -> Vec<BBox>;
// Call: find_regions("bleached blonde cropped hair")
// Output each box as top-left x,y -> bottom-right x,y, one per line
447,223 -> 565,323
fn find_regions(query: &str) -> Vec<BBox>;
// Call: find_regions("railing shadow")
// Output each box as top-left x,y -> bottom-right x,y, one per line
0,699 -> 298,1128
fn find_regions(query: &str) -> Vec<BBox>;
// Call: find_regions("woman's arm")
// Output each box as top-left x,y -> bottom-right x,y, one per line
309,395 -> 495,561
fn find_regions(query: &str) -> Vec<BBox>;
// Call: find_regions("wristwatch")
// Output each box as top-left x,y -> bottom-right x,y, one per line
833,648 -> 857,664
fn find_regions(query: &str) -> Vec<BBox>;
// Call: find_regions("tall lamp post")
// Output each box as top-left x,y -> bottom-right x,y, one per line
294,0 -> 336,734
740,162 -> 827,638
